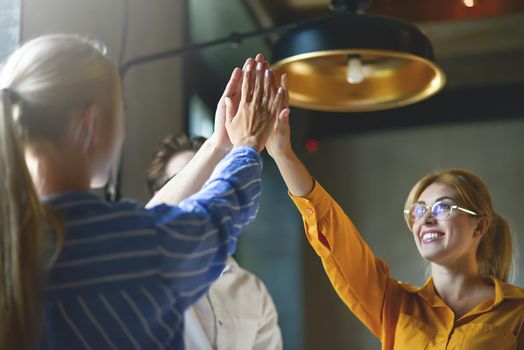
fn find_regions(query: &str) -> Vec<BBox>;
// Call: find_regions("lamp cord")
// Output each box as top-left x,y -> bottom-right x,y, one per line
330,0 -> 370,14
108,0 -> 371,202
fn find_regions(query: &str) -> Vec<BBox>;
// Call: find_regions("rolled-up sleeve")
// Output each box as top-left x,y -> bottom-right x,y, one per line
290,179 -> 391,338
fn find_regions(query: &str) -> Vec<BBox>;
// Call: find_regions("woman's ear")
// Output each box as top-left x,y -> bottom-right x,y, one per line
82,104 -> 100,153
473,216 -> 489,238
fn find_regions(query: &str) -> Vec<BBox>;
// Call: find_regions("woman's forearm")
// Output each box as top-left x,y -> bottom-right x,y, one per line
273,149 -> 314,197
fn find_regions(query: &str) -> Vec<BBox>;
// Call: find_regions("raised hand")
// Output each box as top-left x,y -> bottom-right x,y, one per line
212,65 -> 244,150
212,55 -> 268,150
265,73 -> 313,197
266,73 -> 291,159
225,57 -> 284,153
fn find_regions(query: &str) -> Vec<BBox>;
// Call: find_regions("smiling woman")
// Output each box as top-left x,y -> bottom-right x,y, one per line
405,170 -> 514,283
265,100 -> 524,349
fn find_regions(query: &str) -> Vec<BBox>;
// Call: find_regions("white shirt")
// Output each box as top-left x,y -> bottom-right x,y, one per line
183,257 -> 283,350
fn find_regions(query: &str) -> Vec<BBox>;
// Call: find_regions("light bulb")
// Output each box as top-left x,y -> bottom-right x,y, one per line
463,0 -> 475,7
346,56 -> 365,84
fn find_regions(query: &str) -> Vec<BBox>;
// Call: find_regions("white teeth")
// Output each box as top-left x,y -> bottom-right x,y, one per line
422,232 -> 442,240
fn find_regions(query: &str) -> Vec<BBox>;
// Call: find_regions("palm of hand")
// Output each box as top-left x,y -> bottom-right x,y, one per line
267,73 -> 291,158
214,69 -> 243,149
214,97 -> 234,148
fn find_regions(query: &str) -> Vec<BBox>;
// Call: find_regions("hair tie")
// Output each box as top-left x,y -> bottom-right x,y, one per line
1,88 -> 21,104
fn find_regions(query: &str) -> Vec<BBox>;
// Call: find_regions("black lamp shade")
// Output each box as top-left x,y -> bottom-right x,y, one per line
271,14 -> 445,112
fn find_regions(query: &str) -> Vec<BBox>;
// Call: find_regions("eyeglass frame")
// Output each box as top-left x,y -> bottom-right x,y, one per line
403,200 -> 479,228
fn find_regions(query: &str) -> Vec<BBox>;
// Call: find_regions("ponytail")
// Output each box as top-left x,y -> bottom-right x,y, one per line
477,212 -> 513,283
0,89 -> 47,349
0,34 -> 115,349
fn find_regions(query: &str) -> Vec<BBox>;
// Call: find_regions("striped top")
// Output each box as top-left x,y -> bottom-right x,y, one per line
40,147 -> 262,350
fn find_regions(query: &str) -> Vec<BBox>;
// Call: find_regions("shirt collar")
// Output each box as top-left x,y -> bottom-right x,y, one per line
494,277 -> 524,300
42,191 -> 102,204
221,257 -> 239,275
415,277 -> 448,308
405,276 -> 524,308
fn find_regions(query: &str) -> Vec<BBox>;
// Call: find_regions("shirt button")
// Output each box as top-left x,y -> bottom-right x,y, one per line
306,208 -> 313,215
218,320 -> 223,326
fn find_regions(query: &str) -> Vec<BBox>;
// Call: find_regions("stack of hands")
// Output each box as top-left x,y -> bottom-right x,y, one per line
210,53 -> 292,159
149,52 -> 312,208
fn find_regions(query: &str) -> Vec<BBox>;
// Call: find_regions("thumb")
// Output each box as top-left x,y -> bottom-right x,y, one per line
278,108 -> 290,125
275,108 -> 291,134
225,97 -> 235,122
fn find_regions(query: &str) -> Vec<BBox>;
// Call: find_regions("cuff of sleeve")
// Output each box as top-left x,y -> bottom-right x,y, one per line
206,145 -> 262,187
288,179 -> 333,220
228,146 -> 262,165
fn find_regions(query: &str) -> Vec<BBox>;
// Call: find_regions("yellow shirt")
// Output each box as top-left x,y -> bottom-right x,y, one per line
290,180 -> 524,350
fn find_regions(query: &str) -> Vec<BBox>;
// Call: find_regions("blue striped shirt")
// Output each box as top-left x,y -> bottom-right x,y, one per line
40,147 -> 262,350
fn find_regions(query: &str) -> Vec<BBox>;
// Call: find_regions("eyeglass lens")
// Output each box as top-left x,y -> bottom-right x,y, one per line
411,202 -> 452,220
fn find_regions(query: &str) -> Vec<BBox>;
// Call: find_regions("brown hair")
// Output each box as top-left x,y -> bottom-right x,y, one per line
404,168 -> 514,282
146,134 -> 206,194
0,35 -> 120,349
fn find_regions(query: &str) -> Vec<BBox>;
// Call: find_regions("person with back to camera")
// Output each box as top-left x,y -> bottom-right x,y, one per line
262,79 -> 524,349
147,133 -> 283,350
0,34 -> 288,349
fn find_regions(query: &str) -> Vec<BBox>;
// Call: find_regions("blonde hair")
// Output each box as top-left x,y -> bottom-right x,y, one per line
0,34 -> 121,349
404,169 -> 514,282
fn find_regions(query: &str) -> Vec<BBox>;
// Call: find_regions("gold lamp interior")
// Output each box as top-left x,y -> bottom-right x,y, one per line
272,49 -> 445,112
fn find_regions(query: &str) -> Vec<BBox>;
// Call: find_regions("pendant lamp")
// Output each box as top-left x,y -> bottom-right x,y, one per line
271,4 -> 445,112
111,0 -> 446,202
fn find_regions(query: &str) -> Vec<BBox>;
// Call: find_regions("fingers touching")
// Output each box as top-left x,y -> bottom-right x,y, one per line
224,53 -> 291,152
281,73 -> 289,108
241,58 -> 255,103
253,62 -> 265,105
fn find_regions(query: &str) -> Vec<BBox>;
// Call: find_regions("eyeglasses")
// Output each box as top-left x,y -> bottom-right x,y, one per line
404,201 -> 478,228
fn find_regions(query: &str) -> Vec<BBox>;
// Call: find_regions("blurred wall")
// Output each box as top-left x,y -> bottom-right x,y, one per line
0,0 -> 20,61
236,156 -> 304,350
21,0 -> 186,202
301,118 -> 524,349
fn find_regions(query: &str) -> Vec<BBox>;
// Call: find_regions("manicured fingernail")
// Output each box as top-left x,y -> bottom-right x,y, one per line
246,61 -> 253,71
256,62 -> 263,71
264,69 -> 271,78
283,109 -> 290,117
277,87 -> 283,94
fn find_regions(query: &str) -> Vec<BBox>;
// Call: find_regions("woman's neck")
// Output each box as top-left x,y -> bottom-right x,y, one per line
26,141 -> 90,197
431,261 -> 495,317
